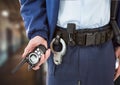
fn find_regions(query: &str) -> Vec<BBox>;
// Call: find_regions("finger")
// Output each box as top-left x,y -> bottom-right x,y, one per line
115,51 -> 119,58
22,43 -> 37,58
31,36 -> 47,48
22,48 -> 31,58
114,66 -> 120,81
32,49 -> 51,70
22,48 -> 30,58
115,47 -> 120,58
32,66 -> 40,70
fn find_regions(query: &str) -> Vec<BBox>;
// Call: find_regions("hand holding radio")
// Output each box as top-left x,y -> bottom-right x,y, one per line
12,36 -> 51,73
22,36 -> 50,70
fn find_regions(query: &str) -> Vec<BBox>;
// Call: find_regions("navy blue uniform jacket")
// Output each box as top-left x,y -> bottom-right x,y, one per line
20,0 -> 120,45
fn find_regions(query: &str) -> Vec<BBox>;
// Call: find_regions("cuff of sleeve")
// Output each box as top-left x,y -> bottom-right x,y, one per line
113,40 -> 120,48
28,31 -> 48,41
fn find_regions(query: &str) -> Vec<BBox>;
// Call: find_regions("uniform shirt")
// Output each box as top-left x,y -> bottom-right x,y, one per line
57,0 -> 111,29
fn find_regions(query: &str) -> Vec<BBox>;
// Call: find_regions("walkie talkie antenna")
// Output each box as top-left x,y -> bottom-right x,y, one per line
12,58 -> 26,74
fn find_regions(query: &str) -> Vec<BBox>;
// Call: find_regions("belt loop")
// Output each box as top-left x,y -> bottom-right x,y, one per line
67,23 -> 76,46
95,32 -> 101,45
76,33 -> 86,45
100,31 -> 106,44
85,32 -> 96,46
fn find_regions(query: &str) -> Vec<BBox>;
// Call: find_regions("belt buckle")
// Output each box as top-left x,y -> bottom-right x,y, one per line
86,32 -> 96,46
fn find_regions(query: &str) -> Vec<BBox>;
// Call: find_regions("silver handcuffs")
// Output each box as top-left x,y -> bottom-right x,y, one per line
50,35 -> 66,65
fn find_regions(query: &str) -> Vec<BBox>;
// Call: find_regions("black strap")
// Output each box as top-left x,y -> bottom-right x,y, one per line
111,0 -> 119,20
111,0 -> 120,45
111,0 -> 119,36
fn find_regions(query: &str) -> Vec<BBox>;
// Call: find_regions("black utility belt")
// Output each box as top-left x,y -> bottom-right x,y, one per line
55,24 -> 113,46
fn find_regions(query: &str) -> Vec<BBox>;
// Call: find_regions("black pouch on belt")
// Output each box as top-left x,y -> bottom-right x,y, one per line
67,23 -> 76,46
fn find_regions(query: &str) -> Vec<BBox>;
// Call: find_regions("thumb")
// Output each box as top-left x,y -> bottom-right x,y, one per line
22,44 -> 35,58
115,47 -> 120,58
114,66 -> 120,81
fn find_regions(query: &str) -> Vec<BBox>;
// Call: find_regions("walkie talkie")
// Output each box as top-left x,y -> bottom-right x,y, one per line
12,45 -> 47,74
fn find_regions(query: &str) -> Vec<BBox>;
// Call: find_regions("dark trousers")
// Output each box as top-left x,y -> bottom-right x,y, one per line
47,40 -> 115,85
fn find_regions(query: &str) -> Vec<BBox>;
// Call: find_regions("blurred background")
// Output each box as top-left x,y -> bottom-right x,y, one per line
0,0 -> 47,85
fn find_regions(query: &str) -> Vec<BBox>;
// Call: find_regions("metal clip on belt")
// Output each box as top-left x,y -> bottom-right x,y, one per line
67,23 -> 76,46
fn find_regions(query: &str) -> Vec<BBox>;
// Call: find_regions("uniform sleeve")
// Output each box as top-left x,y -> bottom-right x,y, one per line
19,0 -> 48,40
114,1 -> 120,47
